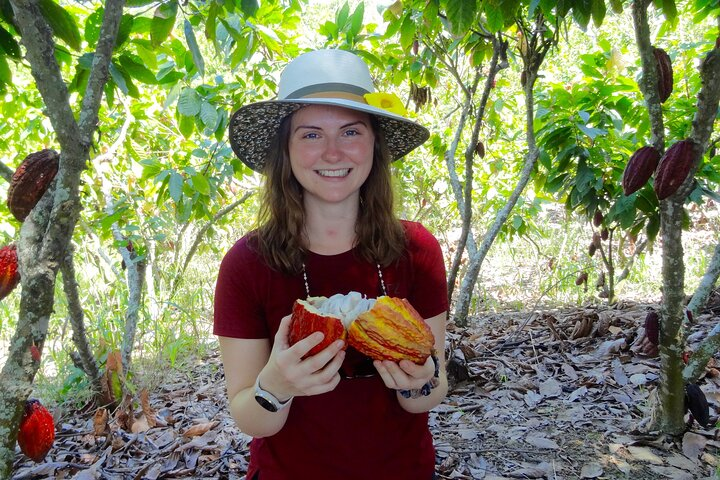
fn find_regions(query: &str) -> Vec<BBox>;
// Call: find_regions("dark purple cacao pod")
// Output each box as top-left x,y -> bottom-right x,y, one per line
644,310 -> 659,345
593,210 -> 603,227
654,140 -> 696,200
622,146 -> 660,196
685,383 -> 710,427
7,149 -> 60,222
653,47 -> 673,103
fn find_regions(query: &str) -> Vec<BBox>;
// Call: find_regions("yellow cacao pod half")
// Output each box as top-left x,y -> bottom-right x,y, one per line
289,292 -> 434,364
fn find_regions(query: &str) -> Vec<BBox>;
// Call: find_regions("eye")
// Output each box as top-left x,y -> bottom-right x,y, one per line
301,131 -> 320,139
343,128 -> 360,137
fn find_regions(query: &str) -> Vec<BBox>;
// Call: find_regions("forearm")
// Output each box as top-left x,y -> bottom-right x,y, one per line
396,371 -> 448,413
228,386 -> 291,438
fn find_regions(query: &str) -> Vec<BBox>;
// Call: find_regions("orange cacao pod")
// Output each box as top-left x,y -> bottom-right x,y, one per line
7,149 -> 60,222
289,292 -> 434,364
653,47 -> 673,103
654,139 -> 696,200
17,399 -> 55,462
622,146 -> 660,195
0,244 -> 20,301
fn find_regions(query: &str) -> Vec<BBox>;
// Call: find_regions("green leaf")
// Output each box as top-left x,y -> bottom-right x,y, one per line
151,1 -> 178,48
84,7 -> 103,47
119,54 -> 157,84
646,214 -> 660,241
0,54 -> 10,85
178,113 -> 194,138
191,173 -> 210,196
178,87 -> 201,116
348,2 -> 364,39
240,0 -> 259,17
447,0 -> 476,35
399,15 -> 415,52
484,4 -> 504,33
200,101 -> 219,130
109,62 -> 129,94
591,0 -> 606,28
169,171 -> 184,202
336,2 -> 350,30
0,24 -> 20,59
184,19 -> 205,77
39,0 -> 82,51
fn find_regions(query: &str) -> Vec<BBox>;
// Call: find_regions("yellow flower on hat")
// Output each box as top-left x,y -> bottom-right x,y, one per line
364,92 -> 407,117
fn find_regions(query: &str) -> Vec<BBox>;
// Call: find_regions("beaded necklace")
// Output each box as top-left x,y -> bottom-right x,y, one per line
301,261 -> 387,297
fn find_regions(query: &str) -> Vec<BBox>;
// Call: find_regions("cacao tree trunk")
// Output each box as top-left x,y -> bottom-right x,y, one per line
632,0 -> 720,433
453,14 -> 557,326
0,1 -> 124,476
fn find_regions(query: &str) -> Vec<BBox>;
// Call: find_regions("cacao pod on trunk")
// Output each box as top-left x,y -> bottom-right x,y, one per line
654,139 -> 696,200
7,149 -> 60,222
653,47 -> 673,103
289,292 -> 435,364
644,310 -> 659,345
622,146 -> 660,195
17,399 -> 55,462
0,244 -> 20,301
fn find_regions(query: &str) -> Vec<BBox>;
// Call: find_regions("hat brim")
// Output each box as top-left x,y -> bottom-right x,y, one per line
228,98 -> 430,172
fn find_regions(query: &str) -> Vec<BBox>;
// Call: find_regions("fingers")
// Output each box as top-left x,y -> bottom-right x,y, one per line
374,357 -> 433,390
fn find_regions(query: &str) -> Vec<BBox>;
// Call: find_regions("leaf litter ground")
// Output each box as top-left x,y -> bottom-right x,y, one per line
11,292 -> 720,479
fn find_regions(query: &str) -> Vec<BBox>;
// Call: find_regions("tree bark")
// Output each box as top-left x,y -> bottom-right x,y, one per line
0,1 -> 125,476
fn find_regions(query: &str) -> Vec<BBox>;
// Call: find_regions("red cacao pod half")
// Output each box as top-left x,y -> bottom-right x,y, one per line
653,47 -> 673,103
654,139 -> 696,200
17,399 -> 55,462
622,146 -> 660,196
7,149 -> 60,222
0,244 -> 20,301
289,292 -> 435,364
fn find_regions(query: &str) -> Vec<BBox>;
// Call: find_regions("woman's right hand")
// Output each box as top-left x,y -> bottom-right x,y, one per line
256,314 -> 346,401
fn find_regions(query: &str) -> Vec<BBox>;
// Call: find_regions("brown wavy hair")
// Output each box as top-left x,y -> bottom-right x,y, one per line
254,112 -> 406,274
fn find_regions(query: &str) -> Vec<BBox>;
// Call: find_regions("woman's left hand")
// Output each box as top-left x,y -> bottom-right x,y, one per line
373,355 -> 435,391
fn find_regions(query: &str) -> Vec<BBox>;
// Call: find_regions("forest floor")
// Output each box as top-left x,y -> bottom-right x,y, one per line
10,291 -> 720,479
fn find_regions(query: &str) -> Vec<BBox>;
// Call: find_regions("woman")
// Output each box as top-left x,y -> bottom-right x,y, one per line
214,49 -> 448,480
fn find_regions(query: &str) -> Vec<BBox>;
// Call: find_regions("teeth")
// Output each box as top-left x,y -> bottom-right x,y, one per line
317,169 -> 350,177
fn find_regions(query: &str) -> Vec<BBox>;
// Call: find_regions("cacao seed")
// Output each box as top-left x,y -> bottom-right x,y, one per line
0,244 -> 20,301
653,47 -> 673,103
654,139 -> 696,200
622,146 -> 660,195
7,149 -> 60,222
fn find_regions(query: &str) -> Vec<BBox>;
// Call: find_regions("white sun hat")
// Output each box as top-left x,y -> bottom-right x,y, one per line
228,49 -> 430,172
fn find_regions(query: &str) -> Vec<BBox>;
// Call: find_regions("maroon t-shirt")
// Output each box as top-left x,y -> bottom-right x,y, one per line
213,220 -> 448,480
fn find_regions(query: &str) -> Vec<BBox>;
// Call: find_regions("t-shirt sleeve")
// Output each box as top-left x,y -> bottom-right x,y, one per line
213,237 -> 270,339
404,222 -> 449,319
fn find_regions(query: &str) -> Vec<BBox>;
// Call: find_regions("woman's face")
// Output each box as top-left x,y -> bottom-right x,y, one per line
288,104 -> 375,207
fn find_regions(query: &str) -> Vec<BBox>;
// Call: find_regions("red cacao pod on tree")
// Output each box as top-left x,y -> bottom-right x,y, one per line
622,146 -> 660,195
289,292 -> 435,364
0,244 -> 20,301
7,149 -> 60,222
17,399 -> 55,462
653,47 -> 673,103
654,139 -> 696,200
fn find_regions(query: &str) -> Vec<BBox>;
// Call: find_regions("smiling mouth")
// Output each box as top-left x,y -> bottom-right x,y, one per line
316,169 -> 351,178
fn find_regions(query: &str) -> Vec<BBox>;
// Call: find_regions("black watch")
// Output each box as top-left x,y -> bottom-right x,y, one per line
254,377 -> 293,412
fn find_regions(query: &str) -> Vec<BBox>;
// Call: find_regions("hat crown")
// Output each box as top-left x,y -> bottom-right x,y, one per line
278,49 -> 376,100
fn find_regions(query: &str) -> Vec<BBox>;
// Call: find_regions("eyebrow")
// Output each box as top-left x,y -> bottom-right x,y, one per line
293,120 -> 368,133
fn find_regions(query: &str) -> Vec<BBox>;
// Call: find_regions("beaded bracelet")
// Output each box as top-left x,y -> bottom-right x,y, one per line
398,353 -> 440,399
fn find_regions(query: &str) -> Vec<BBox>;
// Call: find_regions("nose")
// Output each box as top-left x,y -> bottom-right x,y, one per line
321,137 -> 342,163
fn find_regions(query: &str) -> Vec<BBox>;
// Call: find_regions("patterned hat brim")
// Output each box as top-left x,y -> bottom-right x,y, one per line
228,98 -> 430,173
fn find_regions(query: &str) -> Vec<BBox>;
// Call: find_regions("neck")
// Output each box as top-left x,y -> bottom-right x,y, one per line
304,197 -> 359,255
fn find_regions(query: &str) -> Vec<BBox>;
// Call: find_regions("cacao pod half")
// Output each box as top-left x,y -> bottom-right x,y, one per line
654,139 -> 696,200
0,244 -> 20,301
289,292 -> 435,364
7,149 -> 60,222
17,399 -> 55,462
622,146 -> 660,196
653,47 -> 673,103
685,383 -> 710,427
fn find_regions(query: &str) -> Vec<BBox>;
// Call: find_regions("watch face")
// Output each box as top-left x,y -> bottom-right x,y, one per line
255,394 -> 279,412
